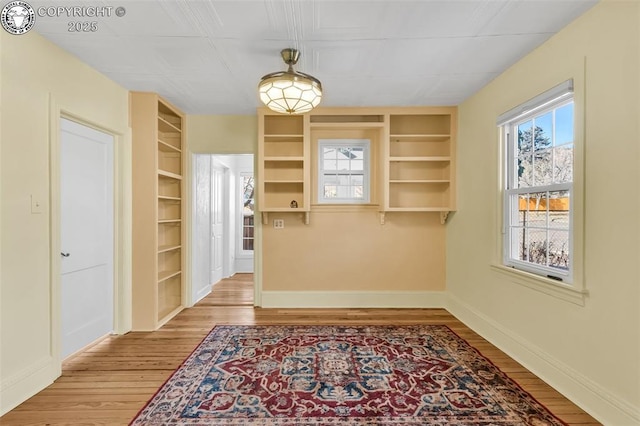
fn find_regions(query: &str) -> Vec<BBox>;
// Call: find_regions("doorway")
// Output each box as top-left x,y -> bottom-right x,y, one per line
59,118 -> 114,359
191,154 -> 254,305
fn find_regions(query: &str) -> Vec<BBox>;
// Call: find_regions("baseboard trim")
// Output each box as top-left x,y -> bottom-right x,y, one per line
446,293 -> 640,426
0,356 -> 57,416
261,290 -> 446,308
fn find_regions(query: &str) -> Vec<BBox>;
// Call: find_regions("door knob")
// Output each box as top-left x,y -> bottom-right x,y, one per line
61,252 -> 70,257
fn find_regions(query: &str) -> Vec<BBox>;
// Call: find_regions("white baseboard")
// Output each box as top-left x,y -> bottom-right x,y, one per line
446,293 -> 640,426
0,356 -> 57,416
261,290 -> 446,308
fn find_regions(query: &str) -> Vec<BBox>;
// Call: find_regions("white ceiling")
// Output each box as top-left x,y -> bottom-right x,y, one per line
31,0 -> 597,115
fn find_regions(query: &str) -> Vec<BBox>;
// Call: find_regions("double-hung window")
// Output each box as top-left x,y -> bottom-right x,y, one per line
240,173 -> 254,252
500,80 -> 574,283
318,139 -> 370,204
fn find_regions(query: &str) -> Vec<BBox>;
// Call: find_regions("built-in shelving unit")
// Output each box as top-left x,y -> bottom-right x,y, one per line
131,92 -> 185,330
258,111 -> 310,222
386,111 -> 456,216
257,107 -> 456,225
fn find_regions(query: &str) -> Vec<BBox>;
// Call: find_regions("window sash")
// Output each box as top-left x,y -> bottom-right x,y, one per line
502,91 -> 574,283
318,140 -> 370,204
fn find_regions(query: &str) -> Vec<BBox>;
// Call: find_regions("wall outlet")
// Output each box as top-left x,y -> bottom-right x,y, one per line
273,219 -> 284,229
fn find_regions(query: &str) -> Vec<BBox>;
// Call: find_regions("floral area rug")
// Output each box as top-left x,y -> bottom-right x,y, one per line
130,325 -> 566,425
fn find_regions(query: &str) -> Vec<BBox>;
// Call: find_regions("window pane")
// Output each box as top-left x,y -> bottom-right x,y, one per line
548,230 -> 570,270
510,227 -> 527,262
553,145 -> 573,184
549,190 -> 570,229
351,174 -> 364,186
324,159 -> 337,170
323,147 -> 336,159
514,194 -> 528,227
337,160 -> 350,171
534,112 -> 553,151
518,154 -> 533,188
528,229 -> 548,266
351,159 -> 364,171
533,149 -> 552,186
518,120 -> 533,153
324,185 -> 337,198
337,174 -> 349,185
555,103 -> 574,146
527,192 -> 548,226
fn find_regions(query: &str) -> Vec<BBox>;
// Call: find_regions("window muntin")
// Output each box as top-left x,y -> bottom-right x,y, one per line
318,139 -> 370,203
504,96 -> 574,282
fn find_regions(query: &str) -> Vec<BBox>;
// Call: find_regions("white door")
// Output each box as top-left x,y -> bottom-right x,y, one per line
192,155 -> 212,303
60,118 -> 114,359
210,163 -> 225,285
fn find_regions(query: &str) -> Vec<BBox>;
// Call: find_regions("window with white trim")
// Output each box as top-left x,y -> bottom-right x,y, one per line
500,80 -> 574,283
240,173 -> 254,252
318,139 -> 370,203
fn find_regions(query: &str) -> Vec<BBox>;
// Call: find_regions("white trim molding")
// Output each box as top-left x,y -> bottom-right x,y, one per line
261,291 -> 446,309
446,293 -> 640,426
0,357 -> 56,415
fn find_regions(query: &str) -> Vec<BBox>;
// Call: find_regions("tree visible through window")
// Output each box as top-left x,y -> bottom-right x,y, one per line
242,174 -> 254,251
503,84 -> 574,282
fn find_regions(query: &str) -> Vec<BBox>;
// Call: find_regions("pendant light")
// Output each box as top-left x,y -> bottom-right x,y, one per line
258,48 -> 323,114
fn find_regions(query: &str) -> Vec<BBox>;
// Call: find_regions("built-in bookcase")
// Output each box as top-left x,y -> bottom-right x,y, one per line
386,111 -> 456,213
257,107 -> 456,224
131,92 -> 185,330
258,111 -> 310,216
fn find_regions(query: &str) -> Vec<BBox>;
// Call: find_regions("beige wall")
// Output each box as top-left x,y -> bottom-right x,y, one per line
263,210 -> 445,293
447,2 -> 639,424
187,115 -> 257,154
0,31 -> 130,414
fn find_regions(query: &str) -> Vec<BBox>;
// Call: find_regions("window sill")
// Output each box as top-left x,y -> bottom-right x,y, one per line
490,264 -> 587,306
311,204 -> 380,213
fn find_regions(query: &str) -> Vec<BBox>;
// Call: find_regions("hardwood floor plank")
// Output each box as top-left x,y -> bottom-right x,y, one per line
0,274 -> 601,425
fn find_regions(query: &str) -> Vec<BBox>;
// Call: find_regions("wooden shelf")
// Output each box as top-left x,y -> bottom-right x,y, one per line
132,92 -> 185,331
390,134 -> 450,140
158,270 -> 181,282
263,156 -> 304,161
389,179 -> 450,183
158,244 -> 181,253
389,156 -> 451,162
158,170 -> 183,180
158,140 -> 181,153
310,122 -> 385,129
158,116 -> 182,133
264,134 -> 303,138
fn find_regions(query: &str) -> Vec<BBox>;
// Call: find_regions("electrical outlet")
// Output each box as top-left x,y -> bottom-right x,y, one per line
273,219 -> 284,229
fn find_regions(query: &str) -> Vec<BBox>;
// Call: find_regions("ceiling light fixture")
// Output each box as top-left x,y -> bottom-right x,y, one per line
258,48 -> 322,114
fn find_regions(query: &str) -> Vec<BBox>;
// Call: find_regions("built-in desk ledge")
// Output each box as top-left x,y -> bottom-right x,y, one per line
490,264 -> 588,306
377,210 -> 451,225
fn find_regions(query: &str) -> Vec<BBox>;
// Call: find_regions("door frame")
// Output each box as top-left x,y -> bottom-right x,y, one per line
185,153 -> 260,307
210,158 -> 230,283
49,98 -> 131,375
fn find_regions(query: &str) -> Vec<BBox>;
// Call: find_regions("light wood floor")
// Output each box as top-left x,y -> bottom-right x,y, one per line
0,274 -> 600,425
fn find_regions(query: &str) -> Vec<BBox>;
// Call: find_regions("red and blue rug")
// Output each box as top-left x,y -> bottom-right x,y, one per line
130,325 -> 565,425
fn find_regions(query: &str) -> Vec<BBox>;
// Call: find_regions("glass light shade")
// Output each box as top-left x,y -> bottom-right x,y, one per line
258,71 -> 322,114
